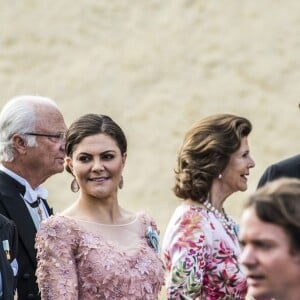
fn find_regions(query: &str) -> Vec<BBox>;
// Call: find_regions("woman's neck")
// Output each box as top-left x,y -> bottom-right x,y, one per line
63,195 -> 126,224
208,180 -> 232,212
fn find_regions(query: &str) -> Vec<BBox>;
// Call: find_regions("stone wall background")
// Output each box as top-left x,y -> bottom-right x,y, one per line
1,2 -> 299,298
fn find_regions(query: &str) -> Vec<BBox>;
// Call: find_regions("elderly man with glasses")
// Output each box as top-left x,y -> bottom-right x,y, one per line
0,95 -> 66,300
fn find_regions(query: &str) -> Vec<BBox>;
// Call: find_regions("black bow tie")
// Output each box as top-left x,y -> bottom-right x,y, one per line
27,197 -> 43,208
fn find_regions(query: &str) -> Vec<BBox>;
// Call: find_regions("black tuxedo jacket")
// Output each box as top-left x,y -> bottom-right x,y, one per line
0,214 -> 18,300
0,171 -> 53,300
257,154 -> 300,188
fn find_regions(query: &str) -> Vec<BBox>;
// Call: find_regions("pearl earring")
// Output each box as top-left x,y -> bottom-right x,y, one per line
218,174 -> 222,179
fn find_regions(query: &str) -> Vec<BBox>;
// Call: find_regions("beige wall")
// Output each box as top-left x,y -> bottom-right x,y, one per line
1,2 -> 299,298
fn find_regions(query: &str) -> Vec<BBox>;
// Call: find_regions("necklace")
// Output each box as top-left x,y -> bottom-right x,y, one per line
203,200 -> 238,236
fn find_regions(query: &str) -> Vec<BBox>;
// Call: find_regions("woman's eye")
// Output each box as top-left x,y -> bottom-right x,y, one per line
79,156 -> 90,162
102,154 -> 114,160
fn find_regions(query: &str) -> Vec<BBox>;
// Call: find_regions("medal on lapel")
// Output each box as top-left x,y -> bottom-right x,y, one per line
2,240 -> 11,260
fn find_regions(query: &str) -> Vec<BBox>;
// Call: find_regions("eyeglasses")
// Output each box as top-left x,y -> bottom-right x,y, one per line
24,132 -> 65,143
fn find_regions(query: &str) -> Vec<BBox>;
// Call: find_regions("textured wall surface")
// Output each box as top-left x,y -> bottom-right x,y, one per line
1,2 -> 299,298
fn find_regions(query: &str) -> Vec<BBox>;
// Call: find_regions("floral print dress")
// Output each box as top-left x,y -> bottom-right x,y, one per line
35,213 -> 164,300
162,204 -> 247,300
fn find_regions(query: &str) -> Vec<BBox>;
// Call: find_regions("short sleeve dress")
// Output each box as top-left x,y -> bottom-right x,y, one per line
162,204 -> 247,300
35,213 -> 165,300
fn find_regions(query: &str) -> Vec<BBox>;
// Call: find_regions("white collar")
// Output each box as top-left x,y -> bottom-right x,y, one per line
0,165 -> 48,203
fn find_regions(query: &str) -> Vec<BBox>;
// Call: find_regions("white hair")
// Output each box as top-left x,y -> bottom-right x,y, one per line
0,95 -> 59,161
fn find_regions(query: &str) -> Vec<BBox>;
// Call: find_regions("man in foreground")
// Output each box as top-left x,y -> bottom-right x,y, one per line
239,178 -> 300,300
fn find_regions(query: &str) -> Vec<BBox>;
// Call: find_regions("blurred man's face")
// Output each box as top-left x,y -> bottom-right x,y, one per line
239,207 -> 300,300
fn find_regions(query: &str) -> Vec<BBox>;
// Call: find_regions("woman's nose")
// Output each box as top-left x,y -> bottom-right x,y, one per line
248,156 -> 255,168
92,159 -> 104,171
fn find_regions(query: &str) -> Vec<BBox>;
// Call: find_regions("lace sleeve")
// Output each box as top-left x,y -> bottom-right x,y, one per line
35,216 -> 79,300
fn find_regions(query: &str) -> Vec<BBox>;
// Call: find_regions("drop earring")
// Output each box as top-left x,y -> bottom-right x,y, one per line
71,178 -> 80,192
119,176 -> 124,189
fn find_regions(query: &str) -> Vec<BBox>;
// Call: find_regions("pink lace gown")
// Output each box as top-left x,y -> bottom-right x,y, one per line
35,213 -> 164,300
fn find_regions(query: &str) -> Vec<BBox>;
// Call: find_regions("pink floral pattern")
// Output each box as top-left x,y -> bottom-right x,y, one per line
35,213 -> 164,300
162,205 -> 247,300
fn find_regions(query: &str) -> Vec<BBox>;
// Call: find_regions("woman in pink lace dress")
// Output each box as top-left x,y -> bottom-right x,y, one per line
162,114 -> 255,300
35,114 -> 164,300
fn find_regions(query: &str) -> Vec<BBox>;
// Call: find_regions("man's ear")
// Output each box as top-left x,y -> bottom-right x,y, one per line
11,134 -> 27,154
